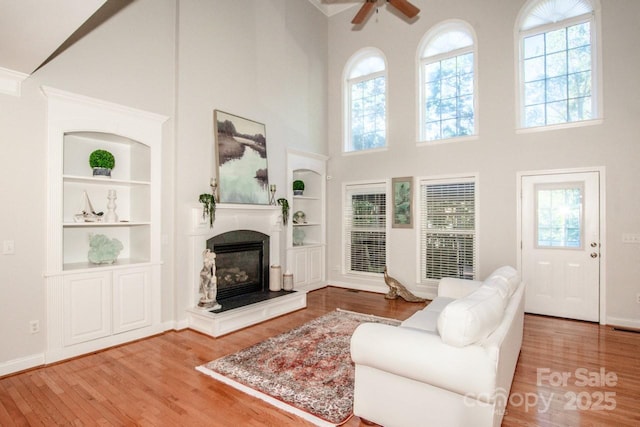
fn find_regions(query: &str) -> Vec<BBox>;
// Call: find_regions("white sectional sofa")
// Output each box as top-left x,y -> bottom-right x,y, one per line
350,266 -> 524,427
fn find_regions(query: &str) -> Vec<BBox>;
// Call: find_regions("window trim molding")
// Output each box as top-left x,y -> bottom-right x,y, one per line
514,0 -> 603,130
415,173 -> 480,285
416,19 -> 479,144
342,179 -> 390,277
342,47 -> 389,154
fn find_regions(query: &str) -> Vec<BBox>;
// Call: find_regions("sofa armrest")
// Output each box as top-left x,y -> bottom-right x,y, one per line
438,277 -> 483,299
351,322 -> 497,399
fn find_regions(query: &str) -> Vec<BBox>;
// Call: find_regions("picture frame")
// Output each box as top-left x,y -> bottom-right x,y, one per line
392,176 -> 413,228
214,110 -> 269,204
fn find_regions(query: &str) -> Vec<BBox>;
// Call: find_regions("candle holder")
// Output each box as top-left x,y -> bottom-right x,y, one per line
210,178 -> 219,203
269,184 -> 277,205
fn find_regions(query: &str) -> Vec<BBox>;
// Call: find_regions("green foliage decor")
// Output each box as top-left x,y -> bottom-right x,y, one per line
293,180 -> 305,191
89,149 -> 115,169
277,198 -> 289,225
199,193 -> 216,228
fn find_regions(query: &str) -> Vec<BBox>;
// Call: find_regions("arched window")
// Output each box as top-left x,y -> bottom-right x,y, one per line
517,0 -> 600,128
418,21 -> 477,142
343,48 -> 387,153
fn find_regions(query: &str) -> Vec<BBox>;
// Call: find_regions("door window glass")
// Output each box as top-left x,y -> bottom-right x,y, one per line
535,183 -> 583,248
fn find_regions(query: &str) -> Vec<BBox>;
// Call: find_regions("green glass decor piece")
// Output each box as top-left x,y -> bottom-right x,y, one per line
88,234 -> 123,264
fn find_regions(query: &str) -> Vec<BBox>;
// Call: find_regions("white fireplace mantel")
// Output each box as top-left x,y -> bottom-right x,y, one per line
189,203 -> 282,236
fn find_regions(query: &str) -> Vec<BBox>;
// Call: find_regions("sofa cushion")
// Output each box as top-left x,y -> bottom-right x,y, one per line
483,276 -> 511,299
437,285 -> 507,347
401,297 -> 455,332
485,266 -> 520,298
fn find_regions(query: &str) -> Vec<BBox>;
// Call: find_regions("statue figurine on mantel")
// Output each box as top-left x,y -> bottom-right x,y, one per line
198,249 -> 222,310
383,266 -> 427,303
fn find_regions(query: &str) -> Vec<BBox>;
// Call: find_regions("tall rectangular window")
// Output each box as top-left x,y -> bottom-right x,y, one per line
344,183 -> 387,275
423,52 -> 475,140
344,49 -> 387,153
350,75 -> 386,151
418,23 -> 476,142
420,177 -> 476,281
518,0 -> 597,129
523,22 -> 592,127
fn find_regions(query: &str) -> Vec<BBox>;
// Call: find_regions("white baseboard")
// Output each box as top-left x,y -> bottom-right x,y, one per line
0,353 -> 45,377
171,319 -> 190,331
329,280 -> 436,300
606,316 -> 640,330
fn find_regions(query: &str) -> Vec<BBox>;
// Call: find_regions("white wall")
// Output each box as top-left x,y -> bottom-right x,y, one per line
2,0 -> 635,375
0,0 -> 328,372
0,0 -> 328,373
0,0 -> 177,370
172,0 -> 327,323
325,0 -> 640,326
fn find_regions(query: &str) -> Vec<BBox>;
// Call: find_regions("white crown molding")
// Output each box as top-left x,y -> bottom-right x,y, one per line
0,67 -> 29,97
307,0 -> 360,17
40,85 -> 169,124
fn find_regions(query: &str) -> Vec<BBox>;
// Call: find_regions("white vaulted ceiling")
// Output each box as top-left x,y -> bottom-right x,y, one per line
0,0 -> 106,75
0,0 -> 357,76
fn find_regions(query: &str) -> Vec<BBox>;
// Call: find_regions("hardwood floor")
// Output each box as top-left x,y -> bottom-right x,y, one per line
1,287 -> 638,426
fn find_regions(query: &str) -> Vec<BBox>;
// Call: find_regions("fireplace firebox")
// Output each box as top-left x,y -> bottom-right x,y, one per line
206,230 -> 270,301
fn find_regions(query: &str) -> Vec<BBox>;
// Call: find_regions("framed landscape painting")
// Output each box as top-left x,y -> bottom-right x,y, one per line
392,176 -> 413,228
214,110 -> 269,204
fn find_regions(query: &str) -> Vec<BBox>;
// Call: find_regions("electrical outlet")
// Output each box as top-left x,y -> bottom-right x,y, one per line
637,294 -> 640,304
2,240 -> 15,255
29,320 -> 40,334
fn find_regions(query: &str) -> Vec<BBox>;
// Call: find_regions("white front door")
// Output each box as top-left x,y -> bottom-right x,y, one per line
521,171 -> 600,322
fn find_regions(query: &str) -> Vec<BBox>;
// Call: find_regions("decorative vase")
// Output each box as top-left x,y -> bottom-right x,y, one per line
283,271 -> 294,291
293,189 -> 303,196
105,189 -> 118,223
269,265 -> 282,291
293,228 -> 305,246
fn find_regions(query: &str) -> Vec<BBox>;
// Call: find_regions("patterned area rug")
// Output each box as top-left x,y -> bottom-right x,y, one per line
196,309 -> 400,426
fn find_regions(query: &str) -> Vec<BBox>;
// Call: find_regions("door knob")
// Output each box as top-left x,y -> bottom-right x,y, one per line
590,242 -> 598,247
590,252 -> 598,258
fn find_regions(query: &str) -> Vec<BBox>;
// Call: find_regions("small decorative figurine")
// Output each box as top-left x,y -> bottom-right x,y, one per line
198,249 -> 221,310
383,267 -> 427,302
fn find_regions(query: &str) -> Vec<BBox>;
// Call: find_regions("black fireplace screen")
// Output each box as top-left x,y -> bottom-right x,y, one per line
206,230 -> 269,300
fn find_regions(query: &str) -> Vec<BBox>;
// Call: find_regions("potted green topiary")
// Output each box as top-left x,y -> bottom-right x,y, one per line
89,149 -> 115,177
293,179 -> 305,196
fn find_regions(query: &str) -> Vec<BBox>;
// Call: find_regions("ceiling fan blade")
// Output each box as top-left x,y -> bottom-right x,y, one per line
387,0 -> 420,19
351,1 -> 376,25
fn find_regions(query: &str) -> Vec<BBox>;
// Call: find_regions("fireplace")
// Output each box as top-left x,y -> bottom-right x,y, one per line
206,230 -> 270,300
187,203 -> 307,337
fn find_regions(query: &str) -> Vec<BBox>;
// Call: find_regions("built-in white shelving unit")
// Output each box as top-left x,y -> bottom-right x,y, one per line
286,150 -> 328,290
43,87 -> 167,363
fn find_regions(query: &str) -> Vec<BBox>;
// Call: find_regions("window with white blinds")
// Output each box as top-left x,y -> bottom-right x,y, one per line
419,177 -> 477,282
344,182 -> 387,275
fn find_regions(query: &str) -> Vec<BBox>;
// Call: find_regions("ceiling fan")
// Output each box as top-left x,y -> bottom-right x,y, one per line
351,0 -> 420,25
